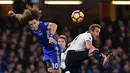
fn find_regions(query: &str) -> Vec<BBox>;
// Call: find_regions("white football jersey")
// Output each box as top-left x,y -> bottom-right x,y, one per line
66,32 -> 92,51
61,52 -> 66,69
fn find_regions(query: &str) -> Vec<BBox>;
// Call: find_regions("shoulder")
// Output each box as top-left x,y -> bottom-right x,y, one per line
39,21 -> 47,25
41,21 -> 56,24
84,32 -> 92,37
46,22 -> 57,26
38,21 -> 49,28
40,21 -> 57,25
82,32 -> 92,41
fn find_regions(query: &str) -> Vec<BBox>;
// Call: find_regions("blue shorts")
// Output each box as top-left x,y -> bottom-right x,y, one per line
43,46 -> 61,70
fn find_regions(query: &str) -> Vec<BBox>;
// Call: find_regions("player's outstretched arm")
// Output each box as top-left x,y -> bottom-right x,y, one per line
86,40 -> 97,50
8,10 -> 23,22
47,23 -> 57,35
47,23 -> 57,44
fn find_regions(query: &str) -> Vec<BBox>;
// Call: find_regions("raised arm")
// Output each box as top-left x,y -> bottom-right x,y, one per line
47,23 -> 58,44
47,23 -> 57,35
8,10 -> 23,22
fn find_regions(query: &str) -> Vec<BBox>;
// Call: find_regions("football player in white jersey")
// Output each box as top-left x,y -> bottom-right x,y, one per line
65,24 -> 115,73
58,35 -> 70,73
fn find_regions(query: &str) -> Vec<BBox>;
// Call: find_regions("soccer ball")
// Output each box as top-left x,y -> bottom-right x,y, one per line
71,10 -> 84,23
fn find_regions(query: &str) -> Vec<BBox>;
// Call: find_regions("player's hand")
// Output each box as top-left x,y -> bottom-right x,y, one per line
8,10 -> 15,16
48,68 -> 52,72
49,37 -> 55,44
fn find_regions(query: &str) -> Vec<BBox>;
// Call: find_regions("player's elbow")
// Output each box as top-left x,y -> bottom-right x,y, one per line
48,23 -> 57,34
86,45 -> 92,49
86,40 -> 95,49
52,23 -> 57,29
49,23 -> 57,29
86,44 -> 98,50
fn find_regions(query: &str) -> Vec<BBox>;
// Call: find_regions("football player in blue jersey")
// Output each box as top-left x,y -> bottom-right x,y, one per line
8,5 -> 61,73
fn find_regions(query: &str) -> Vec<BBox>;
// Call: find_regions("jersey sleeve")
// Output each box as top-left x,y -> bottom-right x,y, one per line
83,33 -> 92,42
41,22 -> 56,30
41,22 -> 49,30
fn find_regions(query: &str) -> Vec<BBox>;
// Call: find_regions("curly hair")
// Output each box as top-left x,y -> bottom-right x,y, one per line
22,5 -> 42,22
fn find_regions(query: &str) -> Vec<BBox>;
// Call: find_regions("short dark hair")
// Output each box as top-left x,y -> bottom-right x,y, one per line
89,24 -> 101,31
22,5 -> 42,22
58,35 -> 67,42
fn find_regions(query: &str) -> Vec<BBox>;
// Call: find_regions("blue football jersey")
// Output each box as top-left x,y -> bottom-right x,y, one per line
28,21 -> 61,54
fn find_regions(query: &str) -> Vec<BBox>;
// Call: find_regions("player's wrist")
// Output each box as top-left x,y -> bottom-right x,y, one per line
49,34 -> 53,38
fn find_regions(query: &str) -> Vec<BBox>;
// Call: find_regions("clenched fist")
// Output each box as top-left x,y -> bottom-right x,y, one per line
49,37 -> 55,44
8,10 -> 15,16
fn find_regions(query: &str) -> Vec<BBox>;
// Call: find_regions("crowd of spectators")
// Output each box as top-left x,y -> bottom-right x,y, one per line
0,15 -> 130,73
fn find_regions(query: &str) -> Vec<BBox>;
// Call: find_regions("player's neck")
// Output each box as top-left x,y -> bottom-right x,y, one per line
62,47 -> 66,52
62,49 -> 66,52
37,21 -> 40,25
36,21 -> 40,30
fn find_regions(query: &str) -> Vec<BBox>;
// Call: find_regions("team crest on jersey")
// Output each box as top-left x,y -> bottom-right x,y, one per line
39,32 -> 43,36
38,30 -> 43,36
34,29 -> 43,36
38,30 -> 41,33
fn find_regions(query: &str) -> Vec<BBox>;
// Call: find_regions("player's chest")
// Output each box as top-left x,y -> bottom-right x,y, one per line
33,29 -> 44,37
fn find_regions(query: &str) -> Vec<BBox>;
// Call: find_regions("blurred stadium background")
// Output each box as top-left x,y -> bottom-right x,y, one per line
0,0 -> 130,73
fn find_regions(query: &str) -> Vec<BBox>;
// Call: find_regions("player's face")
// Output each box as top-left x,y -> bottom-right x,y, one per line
91,27 -> 100,40
28,19 -> 39,30
58,38 -> 66,51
